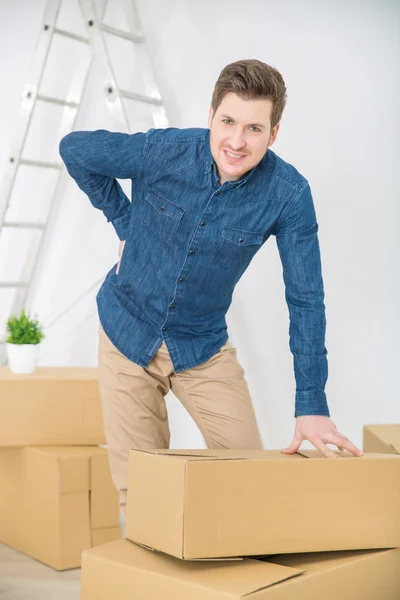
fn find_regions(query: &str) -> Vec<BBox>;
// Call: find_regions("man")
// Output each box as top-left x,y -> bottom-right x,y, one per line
60,59 -> 362,512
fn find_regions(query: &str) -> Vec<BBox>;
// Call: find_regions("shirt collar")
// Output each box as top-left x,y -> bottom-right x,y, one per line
203,129 -> 215,174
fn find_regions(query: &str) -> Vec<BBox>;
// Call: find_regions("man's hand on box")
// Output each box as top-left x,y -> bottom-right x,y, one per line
116,240 -> 126,275
281,415 -> 363,458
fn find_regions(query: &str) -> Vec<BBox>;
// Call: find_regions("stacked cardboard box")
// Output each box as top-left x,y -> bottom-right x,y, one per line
81,540 -> 400,599
81,445 -> 400,598
363,424 -> 400,455
0,366 -> 106,446
0,366 -> 121,569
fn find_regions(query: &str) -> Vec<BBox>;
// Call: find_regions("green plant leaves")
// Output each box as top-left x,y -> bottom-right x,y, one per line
5,309 -> 45,345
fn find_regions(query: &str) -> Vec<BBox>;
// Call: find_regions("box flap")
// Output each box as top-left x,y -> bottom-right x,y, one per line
131,449 -> 303,461
217,561 -> 304,596
130,449 -> 247,461
83,539 -> 304,595
266,547 -> 394,573
364,424 -> 400,454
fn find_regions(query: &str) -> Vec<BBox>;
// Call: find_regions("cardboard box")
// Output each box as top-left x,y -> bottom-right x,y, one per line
0,446 -> 121,570
80,538 -> 400,599
91,527 -> 122,547
126,449 -> 400,559
0,366 -> 106,446
363,424 -> 400,454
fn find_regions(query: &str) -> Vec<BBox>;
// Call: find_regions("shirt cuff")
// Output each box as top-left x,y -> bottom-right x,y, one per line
112,213 -> 131,241
294,391 -> 330,418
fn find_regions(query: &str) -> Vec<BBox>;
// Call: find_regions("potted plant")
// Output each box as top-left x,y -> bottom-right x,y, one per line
5,309 -> 45,374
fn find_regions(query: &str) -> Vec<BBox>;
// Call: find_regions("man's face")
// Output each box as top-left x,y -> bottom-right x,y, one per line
208,92 -> 280,184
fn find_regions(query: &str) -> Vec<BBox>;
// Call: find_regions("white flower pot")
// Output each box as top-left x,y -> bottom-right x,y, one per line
6,343 -> 41,374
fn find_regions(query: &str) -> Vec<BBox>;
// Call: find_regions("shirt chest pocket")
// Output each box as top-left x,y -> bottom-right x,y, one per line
212,226 -> 264,268
143,191 -> 185,246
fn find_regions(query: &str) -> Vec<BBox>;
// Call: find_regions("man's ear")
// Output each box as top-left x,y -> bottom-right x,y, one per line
208,105 -> 215,129
268,123 -> 280,147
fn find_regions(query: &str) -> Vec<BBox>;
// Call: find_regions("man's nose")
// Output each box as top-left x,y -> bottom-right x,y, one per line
229,129 -> 246,150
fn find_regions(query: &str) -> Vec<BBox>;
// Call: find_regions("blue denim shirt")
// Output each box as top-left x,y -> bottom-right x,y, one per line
59,127 -> 329,418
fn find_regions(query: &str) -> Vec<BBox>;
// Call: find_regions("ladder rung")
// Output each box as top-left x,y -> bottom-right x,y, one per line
0,282 -> 29,289
19,159 -> 62,170
53,27 -> 89,44
0,0 -> 169,324
100,23 -> 143,44
36,94 -> 79,109
118,88 -> 163,106
3,222 -> 45,230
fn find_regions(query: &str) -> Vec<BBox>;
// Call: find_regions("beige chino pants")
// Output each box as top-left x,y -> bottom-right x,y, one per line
97,325 -> 263,511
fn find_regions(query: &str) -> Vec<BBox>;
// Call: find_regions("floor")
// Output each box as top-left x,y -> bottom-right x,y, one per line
0,543 -> 81,600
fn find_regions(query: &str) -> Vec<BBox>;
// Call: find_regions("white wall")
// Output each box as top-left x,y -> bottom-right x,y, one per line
0,0 -> 399,451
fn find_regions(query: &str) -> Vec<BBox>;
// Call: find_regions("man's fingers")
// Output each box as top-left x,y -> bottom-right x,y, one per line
333,430 -> 349,440
281,442 -> 301,454
281,434 -> 303,454
311,437 -> 341,459
116,241 -> 125,275
322,433 -> 363,457
327,434 -> 363,457
333,429 -> 349,440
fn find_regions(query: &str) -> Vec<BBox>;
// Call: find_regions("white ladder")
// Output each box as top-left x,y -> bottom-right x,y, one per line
0,0 -> 168,360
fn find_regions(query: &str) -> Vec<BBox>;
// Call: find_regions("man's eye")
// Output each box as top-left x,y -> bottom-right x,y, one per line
250,126 -> 261,132
223,119 -> 232,124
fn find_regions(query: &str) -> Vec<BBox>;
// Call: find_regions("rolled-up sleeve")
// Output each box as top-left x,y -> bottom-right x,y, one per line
273,182 -> 330,418
59,129 -> 147,240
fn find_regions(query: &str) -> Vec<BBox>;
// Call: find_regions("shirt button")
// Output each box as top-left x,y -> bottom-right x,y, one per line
215,191 -> 220,196
160,206 -> 165,211
200,222 -> 206,227
170,305 -> 176,309
179,278 -> 185,283
162,326 -> 167,332
189,249 -> 195,255
239,238 -> 244,243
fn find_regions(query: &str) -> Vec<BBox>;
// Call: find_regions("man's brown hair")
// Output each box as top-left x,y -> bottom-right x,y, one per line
211,59 -> 287,130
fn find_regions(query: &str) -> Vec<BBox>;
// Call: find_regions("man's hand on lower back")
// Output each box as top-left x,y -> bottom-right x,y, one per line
281,415 -> 363,458
116,240 -> 126,275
